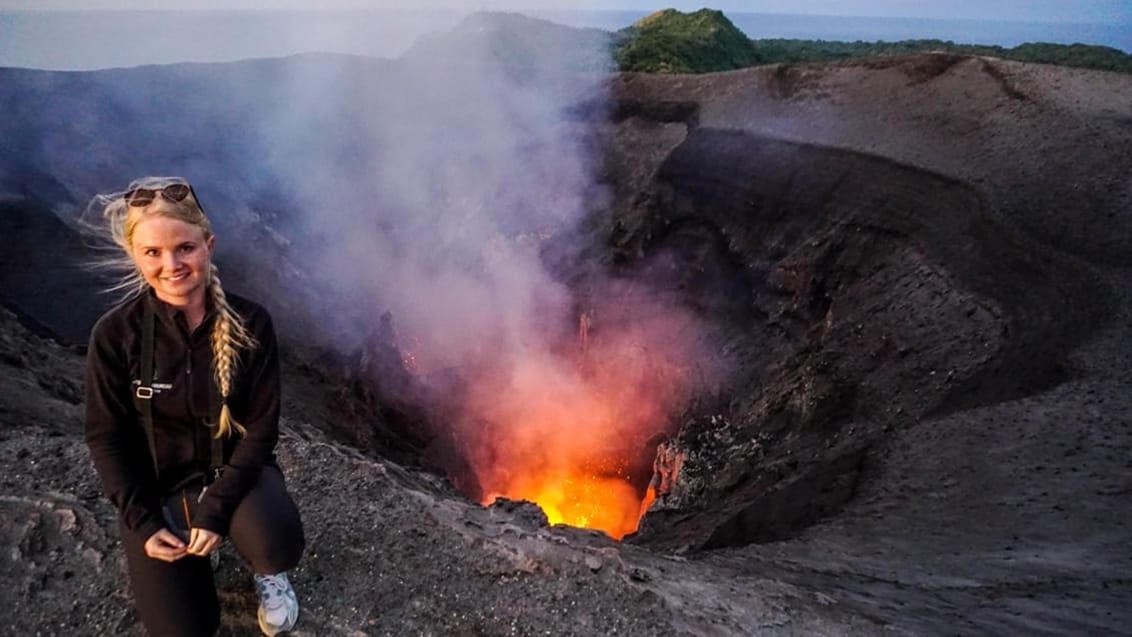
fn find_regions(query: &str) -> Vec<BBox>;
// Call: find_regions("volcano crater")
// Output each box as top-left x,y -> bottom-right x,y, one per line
331,125 -> 1109,552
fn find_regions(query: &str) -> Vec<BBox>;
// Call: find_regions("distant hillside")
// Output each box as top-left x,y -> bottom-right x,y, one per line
613,9 -> 761,73
399,9 -> 766,74
398,9 -> 1132,76
402,11 -> 615,71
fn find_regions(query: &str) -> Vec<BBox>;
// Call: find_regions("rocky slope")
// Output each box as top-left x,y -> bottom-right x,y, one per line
0,305 -> 874,635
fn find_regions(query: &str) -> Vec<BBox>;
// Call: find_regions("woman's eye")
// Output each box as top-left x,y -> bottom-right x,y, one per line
178,244 -> 196,254
144,249 -> 159,257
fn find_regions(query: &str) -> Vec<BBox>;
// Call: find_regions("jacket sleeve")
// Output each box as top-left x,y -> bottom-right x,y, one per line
84,315 -> 165,542
194,307 -> 281,535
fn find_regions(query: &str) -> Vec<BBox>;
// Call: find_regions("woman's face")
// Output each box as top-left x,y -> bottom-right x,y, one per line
130,215 -> 215,308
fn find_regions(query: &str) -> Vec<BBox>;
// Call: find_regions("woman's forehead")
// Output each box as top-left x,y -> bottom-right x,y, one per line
130,215 -> 208,243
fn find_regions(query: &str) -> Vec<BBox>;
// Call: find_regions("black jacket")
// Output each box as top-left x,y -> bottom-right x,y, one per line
84,290 -> 280,541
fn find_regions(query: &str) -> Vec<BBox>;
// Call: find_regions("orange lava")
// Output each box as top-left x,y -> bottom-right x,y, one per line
467,312 -> 696,540
476,384 -> 650,539
486,472 -> 643,540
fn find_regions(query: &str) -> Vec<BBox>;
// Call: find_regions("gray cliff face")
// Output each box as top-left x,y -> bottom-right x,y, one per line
1,52 -> 1131,635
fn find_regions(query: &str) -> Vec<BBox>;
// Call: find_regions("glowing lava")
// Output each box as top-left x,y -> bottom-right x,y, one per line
486,471 -> 643,540
465,310 -> 701,540
477,387 -> 650,540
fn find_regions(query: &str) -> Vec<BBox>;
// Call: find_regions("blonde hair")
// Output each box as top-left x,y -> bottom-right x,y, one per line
96,176 -> 257,438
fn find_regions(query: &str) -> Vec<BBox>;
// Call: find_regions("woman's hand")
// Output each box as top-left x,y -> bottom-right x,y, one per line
186,527 -> 222,557
144,528 -> 187,562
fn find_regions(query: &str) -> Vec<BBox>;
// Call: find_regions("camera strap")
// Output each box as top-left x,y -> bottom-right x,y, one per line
207,378 -> 224,482
135,299 -> 161,480
133,298 -> 224,484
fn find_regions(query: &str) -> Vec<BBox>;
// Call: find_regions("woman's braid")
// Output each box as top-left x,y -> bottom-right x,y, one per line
207,264 -> 257,438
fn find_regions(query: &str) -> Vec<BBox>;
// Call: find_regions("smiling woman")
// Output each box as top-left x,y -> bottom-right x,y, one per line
83,176 -> 305,636
130,214 -> 215,319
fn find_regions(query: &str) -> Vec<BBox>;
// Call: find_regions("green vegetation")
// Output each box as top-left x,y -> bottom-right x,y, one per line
749,39 -> 1132,74
605,8 -> 1132,75
1000,42 -> 1132,73
613,9 -> 761,73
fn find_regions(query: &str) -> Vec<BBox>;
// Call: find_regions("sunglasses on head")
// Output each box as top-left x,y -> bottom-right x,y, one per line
124,183 -> 191,207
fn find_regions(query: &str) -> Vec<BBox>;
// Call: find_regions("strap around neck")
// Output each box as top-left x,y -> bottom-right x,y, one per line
136,298 -> 160,480
134,297 -> 224,484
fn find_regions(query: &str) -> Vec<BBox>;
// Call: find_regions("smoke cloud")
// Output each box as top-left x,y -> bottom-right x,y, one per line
248,9 -> 724,536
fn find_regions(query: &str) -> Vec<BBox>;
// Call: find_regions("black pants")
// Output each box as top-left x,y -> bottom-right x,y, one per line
121,465 -> 305,637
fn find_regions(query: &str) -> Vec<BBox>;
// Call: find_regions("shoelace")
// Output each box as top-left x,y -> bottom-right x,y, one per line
256,575 -> 289,607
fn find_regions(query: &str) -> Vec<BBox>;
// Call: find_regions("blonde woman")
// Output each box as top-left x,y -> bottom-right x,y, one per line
84,177 -> 304,636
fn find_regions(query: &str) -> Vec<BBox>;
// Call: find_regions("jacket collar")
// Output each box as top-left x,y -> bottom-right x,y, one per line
145,289 -> 217,341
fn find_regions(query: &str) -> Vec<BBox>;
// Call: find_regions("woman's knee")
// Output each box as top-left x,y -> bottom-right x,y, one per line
228,467 -> 305,573
238,514 -> 305,573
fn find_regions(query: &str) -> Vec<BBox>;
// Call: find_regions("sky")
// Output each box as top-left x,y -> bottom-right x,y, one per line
1,0 -> 1129,24
2,0 -> 1128,71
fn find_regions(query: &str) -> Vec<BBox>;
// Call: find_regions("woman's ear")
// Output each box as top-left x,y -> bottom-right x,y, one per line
207,235 -> 216,255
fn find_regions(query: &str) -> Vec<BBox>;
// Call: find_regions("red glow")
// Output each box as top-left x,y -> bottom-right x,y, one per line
464,307 -> 703,540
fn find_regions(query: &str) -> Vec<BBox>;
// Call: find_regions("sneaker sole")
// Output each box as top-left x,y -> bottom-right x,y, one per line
258,600 -> 299,636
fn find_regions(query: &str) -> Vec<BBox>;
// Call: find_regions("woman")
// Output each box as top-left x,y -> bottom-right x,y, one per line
84,176 -> 305,636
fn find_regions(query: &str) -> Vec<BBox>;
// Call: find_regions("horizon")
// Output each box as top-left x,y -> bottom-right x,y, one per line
1,6 -> 1129,71
2,1 -> 1130,23
0,6 -> 1124,25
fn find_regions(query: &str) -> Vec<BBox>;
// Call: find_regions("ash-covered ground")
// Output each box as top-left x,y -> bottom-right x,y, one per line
2,53 -> 1131,635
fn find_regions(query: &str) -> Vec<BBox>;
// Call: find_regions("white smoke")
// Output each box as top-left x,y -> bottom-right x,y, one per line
254,11 -> 613,370
238,6 -> 726,529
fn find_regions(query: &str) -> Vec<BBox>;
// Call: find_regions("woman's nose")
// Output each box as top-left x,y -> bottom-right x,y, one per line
162,252 -> 181,270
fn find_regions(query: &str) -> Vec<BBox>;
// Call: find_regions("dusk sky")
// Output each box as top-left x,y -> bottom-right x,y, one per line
1,0 -> 1128,24
2,0 -> 1128,70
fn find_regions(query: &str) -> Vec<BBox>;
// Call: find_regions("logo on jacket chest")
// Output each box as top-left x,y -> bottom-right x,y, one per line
132,379 -> 175,395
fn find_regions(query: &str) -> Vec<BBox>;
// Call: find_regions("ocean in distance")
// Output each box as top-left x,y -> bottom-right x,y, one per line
1,9 -> 1128,71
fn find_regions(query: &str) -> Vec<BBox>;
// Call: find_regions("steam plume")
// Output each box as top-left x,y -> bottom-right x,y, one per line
256,10 -> 723,536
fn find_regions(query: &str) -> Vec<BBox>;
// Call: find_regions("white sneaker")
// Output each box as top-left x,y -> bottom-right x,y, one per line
254,572 -> 299,636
